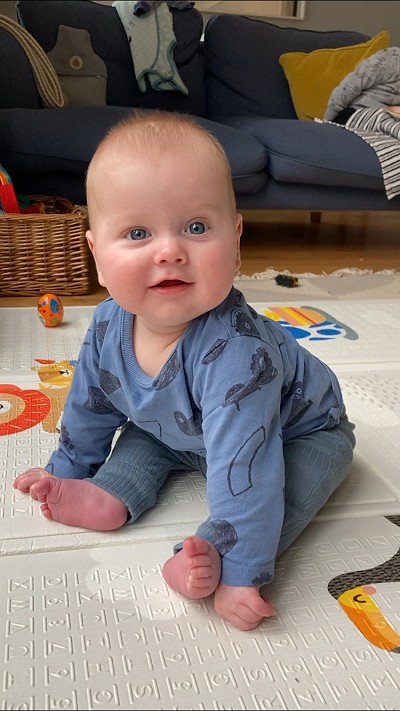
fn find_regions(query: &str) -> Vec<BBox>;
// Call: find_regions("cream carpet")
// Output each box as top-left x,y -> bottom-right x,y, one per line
234,267 -> 400,302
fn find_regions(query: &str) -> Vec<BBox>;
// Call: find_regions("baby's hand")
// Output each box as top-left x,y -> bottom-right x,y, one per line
214,583 -> 276,630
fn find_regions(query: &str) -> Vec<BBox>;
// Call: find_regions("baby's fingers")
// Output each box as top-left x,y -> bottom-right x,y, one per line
216,599 -> 275,631
254,593 -> 276,618
221,603 -> 271,631
224,610 -> 264,631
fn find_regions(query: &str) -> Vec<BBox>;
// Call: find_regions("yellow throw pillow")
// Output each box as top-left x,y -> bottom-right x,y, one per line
279,31 -> 391,121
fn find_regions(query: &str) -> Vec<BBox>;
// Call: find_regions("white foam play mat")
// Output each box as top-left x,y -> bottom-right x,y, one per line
1,300 -> 400,710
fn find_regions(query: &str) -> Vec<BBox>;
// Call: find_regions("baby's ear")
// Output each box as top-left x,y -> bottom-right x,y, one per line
236,212 -> 243,238
86,230 -> 106,287
235,213 -> 242,272
86,229 -> 96,259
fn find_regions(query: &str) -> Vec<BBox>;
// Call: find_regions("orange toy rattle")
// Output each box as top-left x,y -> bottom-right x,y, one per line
37,293 -> 64,328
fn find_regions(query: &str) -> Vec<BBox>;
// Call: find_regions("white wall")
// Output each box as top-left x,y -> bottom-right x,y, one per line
276,1 -> 400,46
199,0 -> 400,46
1,0 -> 399,44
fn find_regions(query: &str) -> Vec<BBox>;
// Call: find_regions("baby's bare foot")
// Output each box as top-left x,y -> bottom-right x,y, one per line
20,476 -> 128,530
162,536 -> 221,599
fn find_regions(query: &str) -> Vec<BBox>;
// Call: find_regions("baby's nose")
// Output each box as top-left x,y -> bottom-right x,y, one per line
155,237 -> 187,264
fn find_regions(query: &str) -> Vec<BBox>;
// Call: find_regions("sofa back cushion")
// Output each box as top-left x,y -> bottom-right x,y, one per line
16,0 -> 206,116
204,14 -> 369,119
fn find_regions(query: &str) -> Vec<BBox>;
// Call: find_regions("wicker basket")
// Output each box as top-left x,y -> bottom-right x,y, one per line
0,201 -> 90,296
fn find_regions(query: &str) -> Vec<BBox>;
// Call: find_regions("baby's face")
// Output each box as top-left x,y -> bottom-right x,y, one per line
87,146 -> 242,335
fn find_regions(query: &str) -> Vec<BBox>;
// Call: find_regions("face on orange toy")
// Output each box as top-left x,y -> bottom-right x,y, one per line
37,293 -> 64,328
33,359 -> 74,388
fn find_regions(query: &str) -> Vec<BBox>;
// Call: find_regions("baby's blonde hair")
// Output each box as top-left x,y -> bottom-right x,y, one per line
86,110 -> 236,211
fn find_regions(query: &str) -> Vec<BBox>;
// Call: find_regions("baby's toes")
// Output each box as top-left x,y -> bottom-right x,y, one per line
40,502 -> 54,520
13,472 -> 35,491
14,468 -> 50,492
30,478 -> 53,503
189,554 -> 213,570
13,476 -> 29,492
190,566 -> 213,583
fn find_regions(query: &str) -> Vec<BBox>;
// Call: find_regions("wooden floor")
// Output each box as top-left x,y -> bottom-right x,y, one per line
1,210 -> 399,307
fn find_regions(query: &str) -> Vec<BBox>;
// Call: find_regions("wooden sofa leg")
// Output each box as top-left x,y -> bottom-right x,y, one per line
310,211 -> 322,224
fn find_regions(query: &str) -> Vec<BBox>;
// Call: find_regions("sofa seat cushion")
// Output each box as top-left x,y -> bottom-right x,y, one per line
194,117 -> 268,194
236,179 -> 399,212
16,0 -> 206,116
220,116 -> 385,191
0,107 -> 268,199
204,14 -> 369,120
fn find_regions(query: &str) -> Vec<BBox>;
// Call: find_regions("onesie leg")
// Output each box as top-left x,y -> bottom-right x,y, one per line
89,422 -> 206,523
277,414 -> 356,556
88,422 -> 180,522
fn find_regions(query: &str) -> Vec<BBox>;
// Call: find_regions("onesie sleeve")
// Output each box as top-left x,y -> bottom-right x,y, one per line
196,336 -> 285,587
45,306 -> 128,479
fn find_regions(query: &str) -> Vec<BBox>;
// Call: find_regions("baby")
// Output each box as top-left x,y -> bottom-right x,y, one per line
15,110 -> 355,630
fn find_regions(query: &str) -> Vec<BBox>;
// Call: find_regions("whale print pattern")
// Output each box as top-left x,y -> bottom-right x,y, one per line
282,380 -> 312,430
60,423 -> 74,452
252,570 -> 273,586
173,387 -> 203,438
231,308 -> 260,338
96,320 -> 110,346
99,368 -> 121,395
83,386 -> 119,415
174,407 -> 203,437
211,519 -> 238,555
154,351 -> 180,390
201,338 -> 229,364
223,348 -> 278,411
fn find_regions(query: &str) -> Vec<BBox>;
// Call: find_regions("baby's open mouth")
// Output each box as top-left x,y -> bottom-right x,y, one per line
150,279 -> 192,294
156,280 -> 186,287
150,279 -> 192,291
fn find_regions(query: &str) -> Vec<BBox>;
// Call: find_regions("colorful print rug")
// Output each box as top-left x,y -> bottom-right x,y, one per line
0,301 -> 399,710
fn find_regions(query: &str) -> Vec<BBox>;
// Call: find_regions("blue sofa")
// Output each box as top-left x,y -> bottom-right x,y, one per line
0,0 -> 398,212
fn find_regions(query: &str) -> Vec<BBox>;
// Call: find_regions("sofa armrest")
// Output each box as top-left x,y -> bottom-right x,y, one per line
0,26 -> 42,108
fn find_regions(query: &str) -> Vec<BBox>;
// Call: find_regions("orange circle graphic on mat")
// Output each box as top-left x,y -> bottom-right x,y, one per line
0,384 -> 51,436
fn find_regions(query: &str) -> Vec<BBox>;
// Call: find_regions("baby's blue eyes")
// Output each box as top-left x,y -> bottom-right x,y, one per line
127,228 -> 149,241
127,222 -> 209,240
186,221 -> 208,235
